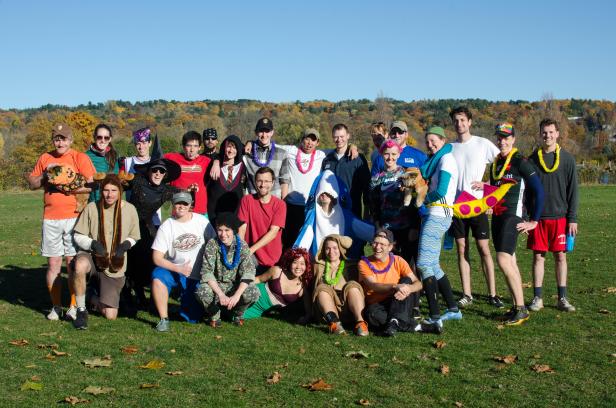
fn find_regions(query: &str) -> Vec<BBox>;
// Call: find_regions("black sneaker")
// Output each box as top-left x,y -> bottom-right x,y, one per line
457,294 -> 473,308
73,308 -> 88,330
487,295 -> 505,308
420,318 -> 443,335
504,307 -> 529,326
411,307 -> 422,321
383,319 -> 400,337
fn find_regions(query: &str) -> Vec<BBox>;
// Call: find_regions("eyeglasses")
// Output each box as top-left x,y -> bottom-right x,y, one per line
204,137 -> 217,141
390,129 -> 406,136
96,135 -> 112,141
151,168 -> 167,175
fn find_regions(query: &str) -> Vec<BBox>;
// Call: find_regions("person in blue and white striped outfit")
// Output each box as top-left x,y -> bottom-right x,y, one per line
416,126 -> 461,330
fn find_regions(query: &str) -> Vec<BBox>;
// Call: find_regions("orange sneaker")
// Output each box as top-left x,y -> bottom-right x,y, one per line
354,321 -> 369,337
328,321 -> 346,335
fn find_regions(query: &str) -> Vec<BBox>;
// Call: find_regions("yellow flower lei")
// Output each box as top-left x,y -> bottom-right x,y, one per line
492,148 -> 518,180
537,144 -> 560,173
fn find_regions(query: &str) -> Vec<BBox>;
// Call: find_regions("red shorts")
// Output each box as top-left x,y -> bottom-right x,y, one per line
527,218 -> 566,252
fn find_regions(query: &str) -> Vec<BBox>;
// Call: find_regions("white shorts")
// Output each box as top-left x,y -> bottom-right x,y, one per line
41,218 -> 78,257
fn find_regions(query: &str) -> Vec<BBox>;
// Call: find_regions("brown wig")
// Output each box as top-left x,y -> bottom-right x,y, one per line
94,174 -> 124,272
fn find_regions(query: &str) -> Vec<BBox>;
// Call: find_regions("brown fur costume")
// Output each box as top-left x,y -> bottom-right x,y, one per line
399,167 -> 428,207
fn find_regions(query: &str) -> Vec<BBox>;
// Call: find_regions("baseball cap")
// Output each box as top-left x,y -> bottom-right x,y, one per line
255,117 -> 274,132
390,120 -> 408,133
51,123 -> 73,139
495,123 -> 515,137
302,128 -> 320,140
172,191 -> 193,205
374,227 -> 395,244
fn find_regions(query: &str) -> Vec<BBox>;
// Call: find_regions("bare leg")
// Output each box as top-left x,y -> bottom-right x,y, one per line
65,256 -> 76,307
317,291 -> 338,318
100,306 -> 118,320
496,252 -> 524,306
476,239 -> 496,296
47,256 -> 63,306
554,251 -> 567,287
456,237 -> 472,297
345,287 -> 365,322
70,256 -> 90,297
152,279 -> 169,319
532,251 -> 546,289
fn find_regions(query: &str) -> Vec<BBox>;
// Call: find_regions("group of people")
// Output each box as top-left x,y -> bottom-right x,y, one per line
27,106 -> 579,336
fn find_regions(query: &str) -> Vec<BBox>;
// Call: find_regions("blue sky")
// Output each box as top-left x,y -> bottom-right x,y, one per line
1,0 -> 614,109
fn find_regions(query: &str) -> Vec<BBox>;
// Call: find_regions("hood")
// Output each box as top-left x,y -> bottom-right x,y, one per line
219,135 -> 244,166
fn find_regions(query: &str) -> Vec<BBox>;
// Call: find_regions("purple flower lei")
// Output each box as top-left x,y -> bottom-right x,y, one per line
361,253 -> 395,275
251,140 -> 276,167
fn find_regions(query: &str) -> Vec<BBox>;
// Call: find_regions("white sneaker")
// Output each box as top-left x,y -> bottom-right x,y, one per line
557,297 -> 576,312
528,296 -> 544,312
46,306 -> 63,321
65,306 -> 77,321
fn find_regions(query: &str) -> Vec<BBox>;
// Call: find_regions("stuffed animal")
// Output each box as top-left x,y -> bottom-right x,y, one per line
46,164 -> 90,212
399,167 -> 429,207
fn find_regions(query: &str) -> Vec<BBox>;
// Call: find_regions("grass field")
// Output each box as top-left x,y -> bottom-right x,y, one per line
0,187 -> 614,407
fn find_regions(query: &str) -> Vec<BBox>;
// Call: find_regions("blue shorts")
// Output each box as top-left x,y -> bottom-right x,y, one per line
152,267 -> 203,323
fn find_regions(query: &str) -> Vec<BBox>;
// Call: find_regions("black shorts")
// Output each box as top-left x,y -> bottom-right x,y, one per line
450,213 -> 490,240
491,215 -> 522,255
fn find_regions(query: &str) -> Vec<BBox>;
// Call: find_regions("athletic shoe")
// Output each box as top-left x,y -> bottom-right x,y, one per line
440,309 -> 463,321
503,307 -> 529,326
457,295 -> 473,308
64,306 -> 77,321
73,308 -> 88,330
528,296 -> 544,312
557,297 -> 576,312
383,319 -> 400,337
232,315 -> 245,327
420,318 -> 443,334
411,307 -> 422,321
46,306 -> 62,321
488,295 -> 505,309
209,319 -> 222,328
354,321 -> 369,337
155,318 -> 170,332
328,321 -> 346,335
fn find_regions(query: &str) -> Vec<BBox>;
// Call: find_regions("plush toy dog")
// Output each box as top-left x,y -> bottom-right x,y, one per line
399,167 -> 429,207
46,164 -> 91,212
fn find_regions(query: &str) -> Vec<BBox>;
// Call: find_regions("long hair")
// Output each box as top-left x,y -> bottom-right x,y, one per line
278,247 -> 313,287
93,123 -> 118,172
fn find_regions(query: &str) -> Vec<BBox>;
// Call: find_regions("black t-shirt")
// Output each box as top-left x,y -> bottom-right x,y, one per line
490,151 -> 537,217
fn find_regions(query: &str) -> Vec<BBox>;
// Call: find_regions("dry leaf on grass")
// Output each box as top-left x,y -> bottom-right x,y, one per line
60,396 -> 90,405
20,380 -> 42,391
139,359 -> 165,369
25,364 -> 38,369
604,287 -> 616,294
496,324 -> 505,330
39,332 -> 57,337
455,402 -> 464,408
214,335 -> 223,340
345,350 -> 370,359
521,282 -> 532,288
121,346 -> 139,354
234,386 -> 247,393
391,356 -> 405,364
439,364 -> 450,375
493,355 -> 518,364
434,340 -> 447,349
30,375 -> 41,382
266,371 -> 282,385
9,339 -> 29,346
275,362 -> 289,369
139,383 -> 160,389
302,378 -> 332,391
82,357 -> 112,368
358,399 -> 371,406
37,343 -> 58,349
82,386 -> 115,395
299,347 -> 306,354
598,309 -> 611,314
531,364 -> 555,373
52,350 -> 69,357
170,349 -> 176,353
367,363 -> 380,369
166,371 -> 183,376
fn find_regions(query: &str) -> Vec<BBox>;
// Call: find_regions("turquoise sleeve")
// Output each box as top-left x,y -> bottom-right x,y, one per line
425,170 -> 452,204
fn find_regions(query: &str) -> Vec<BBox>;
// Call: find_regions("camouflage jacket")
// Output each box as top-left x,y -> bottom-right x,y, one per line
200,237 -> 256,284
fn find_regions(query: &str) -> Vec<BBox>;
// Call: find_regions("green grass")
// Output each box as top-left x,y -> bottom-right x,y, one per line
0,188 -> 615,407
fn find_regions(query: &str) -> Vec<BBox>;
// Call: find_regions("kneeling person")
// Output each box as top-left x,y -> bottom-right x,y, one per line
196,212 -> 260,327
151,192 -> 215,332
71,175 -> 140,329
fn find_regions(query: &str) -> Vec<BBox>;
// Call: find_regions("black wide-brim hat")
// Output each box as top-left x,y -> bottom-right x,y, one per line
134,158 -> 181,183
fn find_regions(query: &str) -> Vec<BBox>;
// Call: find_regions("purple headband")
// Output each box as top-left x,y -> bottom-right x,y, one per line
133,127 -> 151,143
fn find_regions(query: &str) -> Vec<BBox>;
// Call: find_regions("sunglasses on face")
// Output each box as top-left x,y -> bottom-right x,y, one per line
204,137 -> 217,141
151,168 -> 167,175
96,135 -> 112,141
390,129 -> 406,136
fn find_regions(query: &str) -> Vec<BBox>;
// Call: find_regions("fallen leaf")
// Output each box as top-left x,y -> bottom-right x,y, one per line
169,349 -> 176,353
521,282 -> 532,288
496,324 -> 505,330
39,332 -> 57,337
234,386 -> 247,392
299,347 -> 306,354
391,356 -> 405,364
604,287 -> 616,293
30,375 -> 41,382
45,354 -> 56,361
82,357 -> 112,368
531,364 -> 555,373
20,380 -> 42,391
493,355 -> 518,364
275,362 -> 289,369
494,363 -> 508,371
139,359 -> 165,369
139,383 -> 160,389
9,339 -> 29,346
345,350 -> 370,359
121,346 -> 139,354
25,364 -> 38,369
214,335 -> 222,340
334,341 -> 340,346
266,371 -> 282,385
59,396 -> 90,405
165,371 -> 183,376
52,350 -> 70,357
302,378 -> 332,391
455,402 -> 464,408
82,386 -> 115,395
367,363 -> 380,369
439,364 -> 450,375
37,343 -> 59,350
434,340 -> 447,349
532,354 -> 541,359
598,309 -> 611,314
358,399 -> 371,406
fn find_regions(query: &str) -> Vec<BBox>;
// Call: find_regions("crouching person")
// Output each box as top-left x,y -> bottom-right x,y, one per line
151,192 -> 215,332
71,174 -> 140,329
196,212 -> 260,327
359,228 -> 441,336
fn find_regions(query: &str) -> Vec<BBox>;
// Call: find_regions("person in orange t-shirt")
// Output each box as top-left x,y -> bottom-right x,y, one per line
27,123 -> 96,321
359,228 -> 441,336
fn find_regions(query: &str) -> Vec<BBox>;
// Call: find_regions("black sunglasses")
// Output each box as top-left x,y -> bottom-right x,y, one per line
204,136 -> 218,141
96,135 -> 112,141
151,168 -> 167,174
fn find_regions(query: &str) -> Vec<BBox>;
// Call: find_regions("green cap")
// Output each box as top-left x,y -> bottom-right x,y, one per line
426,126 -> 447,139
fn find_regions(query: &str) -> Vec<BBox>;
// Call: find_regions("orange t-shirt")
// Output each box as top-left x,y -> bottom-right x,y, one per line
30,149 -> 96,220
358,254 -> 413,304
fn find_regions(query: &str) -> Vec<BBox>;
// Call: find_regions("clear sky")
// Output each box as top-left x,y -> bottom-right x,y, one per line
1,0 -> 614,109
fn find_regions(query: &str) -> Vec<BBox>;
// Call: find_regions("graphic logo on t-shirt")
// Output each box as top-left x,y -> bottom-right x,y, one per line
173,233 -> 201,252
403,157 -> 416,165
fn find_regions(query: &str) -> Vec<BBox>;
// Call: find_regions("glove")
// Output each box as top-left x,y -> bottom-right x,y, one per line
90,240 -> 107,256
114,240 -> 132,258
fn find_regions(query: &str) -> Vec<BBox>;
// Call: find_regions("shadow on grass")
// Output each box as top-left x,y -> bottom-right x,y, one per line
0,265 -> 53,317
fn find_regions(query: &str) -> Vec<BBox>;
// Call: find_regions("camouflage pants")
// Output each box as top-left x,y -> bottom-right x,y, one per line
195,281 -> 260,320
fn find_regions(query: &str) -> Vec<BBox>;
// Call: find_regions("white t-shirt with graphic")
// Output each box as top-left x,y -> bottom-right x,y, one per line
451,135 -> 499,199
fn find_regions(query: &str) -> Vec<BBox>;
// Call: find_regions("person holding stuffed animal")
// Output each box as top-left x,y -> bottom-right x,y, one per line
70,174 -> 140,329
416,126 -> 462,329
27,123 -> 96,322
